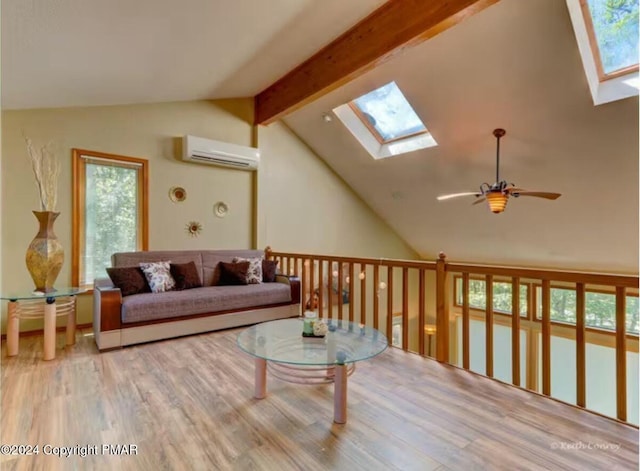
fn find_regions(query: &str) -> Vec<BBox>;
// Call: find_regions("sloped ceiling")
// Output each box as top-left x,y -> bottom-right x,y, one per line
1,0 -> 386,109
2,0 -> 637,273
283,0 -> 639,273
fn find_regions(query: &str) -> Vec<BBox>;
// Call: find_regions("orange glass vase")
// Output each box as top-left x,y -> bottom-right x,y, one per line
25,211 -> 64,293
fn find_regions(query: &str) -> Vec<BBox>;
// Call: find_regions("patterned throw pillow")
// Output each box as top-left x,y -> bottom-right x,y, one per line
218,261 -> 250,286
139,261 -> 176,293
232,257 -> 263,284
262,259 -> 279,283
106,266 -> 150,296
170,262 -> 202,290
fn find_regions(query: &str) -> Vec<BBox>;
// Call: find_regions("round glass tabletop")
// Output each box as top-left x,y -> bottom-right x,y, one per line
0,287 -> 86,301
237,318 -> 388,366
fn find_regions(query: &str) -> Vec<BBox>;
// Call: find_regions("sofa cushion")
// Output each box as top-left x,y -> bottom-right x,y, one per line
232,256 -> 263,284
218,261 -> 250,286
121,283 -> 292,324
170,262 -> 202,290
262,259 -> 278,282
106,266 -> 150,296
140,261 -> 176,293
113,251 -> 204,285
201,250 -> 265,286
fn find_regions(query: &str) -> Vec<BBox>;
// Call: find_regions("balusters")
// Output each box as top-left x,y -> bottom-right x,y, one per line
462,273 -> 470,369
541,279 -> 551,396
318,259 -> 324,316
512,277 -> 521,386
338,261 -> 344,321
373,265 -> 380,331
485,275 -> 494,378
418,269 -> 426,356
615,286 -> 627,421
402,268 -> 409,351
360,264 -> 367,326
387,266 -> 394,342
348,263 -> 355,323
576,282 -> 586,407
328,261 -> 334,320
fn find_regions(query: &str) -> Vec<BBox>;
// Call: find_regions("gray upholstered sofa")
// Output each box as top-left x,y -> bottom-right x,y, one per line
93,249 -> 300,351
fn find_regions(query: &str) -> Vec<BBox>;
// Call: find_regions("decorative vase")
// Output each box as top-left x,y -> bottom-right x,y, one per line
25,211 -> 64,293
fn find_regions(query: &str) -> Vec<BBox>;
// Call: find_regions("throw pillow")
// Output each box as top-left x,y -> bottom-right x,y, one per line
232,257 -> 263,284
170,261 -> 202,290
106,266 -> 150,297
262,259 -> 279,283
218,261 -> 250,286
139,261 -> 176,293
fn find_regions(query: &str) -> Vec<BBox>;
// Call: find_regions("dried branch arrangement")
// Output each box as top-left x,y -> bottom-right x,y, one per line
24,136 -> 61,211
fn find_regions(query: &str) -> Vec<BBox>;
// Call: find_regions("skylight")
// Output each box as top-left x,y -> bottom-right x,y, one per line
350,82 -> 427,143
582,0 -> 639,78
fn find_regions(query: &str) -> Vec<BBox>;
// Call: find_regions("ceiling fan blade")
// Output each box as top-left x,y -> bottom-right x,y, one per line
472,197 -> 486,205
437,192 -> 482,201
512,191 -> 561,200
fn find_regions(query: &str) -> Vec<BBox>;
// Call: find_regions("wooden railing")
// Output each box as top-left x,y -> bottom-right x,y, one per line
266,248 -> 639,425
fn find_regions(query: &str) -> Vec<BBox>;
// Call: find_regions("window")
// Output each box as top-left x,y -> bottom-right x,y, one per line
350,81 -> 427,143
535,286 -> 639,334
333,81 -> 437,159
567,0 -> 639,105
581,0 -> 639,80
72,149 -> 148,289
454,277 -> 529,317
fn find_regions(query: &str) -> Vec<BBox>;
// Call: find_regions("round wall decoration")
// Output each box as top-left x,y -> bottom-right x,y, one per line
169,187 -> 187,203
185,221 -> 202,237
213,201 -> 229,218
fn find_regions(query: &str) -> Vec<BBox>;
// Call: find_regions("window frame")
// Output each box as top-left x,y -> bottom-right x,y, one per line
72,149 -> 149,290
579,0 -> 639,82
347,101 -> 428,145
452,275 -> 533,319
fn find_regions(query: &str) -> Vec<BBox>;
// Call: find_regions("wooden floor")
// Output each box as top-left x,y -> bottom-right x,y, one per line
1,329 -> 637,471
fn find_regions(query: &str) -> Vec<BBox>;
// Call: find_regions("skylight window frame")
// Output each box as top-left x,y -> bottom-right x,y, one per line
347,101 -> 429,145
579,0 -> 639,82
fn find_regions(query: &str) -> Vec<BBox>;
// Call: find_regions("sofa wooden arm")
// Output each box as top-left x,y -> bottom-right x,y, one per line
276,274 -> 301,305
94,284 -> 122,332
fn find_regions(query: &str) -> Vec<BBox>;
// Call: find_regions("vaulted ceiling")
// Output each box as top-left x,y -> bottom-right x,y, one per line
2,0 -> 638,272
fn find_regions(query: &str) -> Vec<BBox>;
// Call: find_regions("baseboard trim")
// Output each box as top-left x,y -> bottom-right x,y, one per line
0,323 -> 93,340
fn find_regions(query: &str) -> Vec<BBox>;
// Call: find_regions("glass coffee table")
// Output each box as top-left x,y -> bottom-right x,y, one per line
237,318 -> 388,424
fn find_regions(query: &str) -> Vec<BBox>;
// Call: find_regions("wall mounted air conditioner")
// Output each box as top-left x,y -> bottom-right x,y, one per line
182,135 -> 259,170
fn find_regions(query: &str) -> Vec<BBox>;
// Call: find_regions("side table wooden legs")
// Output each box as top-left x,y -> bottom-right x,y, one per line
6,301 -> 19,356
66,299 -> 76,346
43,298 -> 56,361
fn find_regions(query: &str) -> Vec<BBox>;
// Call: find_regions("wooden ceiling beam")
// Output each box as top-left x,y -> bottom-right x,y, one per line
254,0 -> 498,125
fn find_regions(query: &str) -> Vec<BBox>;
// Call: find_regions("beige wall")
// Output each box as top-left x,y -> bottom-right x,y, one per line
1,100 -> 417,333
256,121 -> 417,259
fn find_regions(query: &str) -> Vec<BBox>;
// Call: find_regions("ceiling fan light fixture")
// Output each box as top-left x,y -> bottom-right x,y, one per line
486,192 -> 508,214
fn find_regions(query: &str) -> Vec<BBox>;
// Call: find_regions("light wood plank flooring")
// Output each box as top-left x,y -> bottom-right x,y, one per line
1,328 -> 637,470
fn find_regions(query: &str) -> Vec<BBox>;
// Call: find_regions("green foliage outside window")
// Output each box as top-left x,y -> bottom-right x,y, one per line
587,0 -> 639,74
455,279 -> 528,316
535,287 -> 639,334
455,278 -> 639,335
84,163 -> 138,284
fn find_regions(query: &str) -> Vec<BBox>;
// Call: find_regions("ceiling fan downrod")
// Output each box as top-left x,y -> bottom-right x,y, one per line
493,128 -> 505,184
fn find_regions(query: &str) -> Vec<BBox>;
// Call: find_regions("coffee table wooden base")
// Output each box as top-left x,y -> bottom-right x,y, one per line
253,358 -> 352,424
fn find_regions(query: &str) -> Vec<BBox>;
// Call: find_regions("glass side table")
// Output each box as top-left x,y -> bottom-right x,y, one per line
1,288 -> 86,360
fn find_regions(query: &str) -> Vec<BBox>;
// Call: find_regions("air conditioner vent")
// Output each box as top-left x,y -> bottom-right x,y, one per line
182,135 -> 259,171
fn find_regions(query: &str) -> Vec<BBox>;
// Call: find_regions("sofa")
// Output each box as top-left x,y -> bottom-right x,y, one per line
93,249 -> 300,351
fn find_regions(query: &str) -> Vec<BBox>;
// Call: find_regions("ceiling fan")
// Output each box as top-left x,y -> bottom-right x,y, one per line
437,128 -> 561,213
